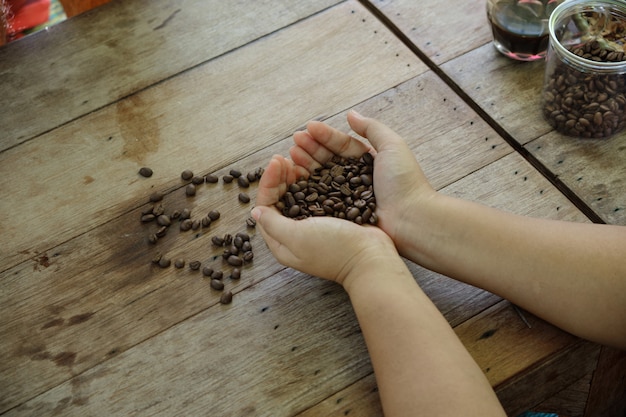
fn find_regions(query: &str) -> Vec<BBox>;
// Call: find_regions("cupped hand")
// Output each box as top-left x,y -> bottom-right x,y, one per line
253,154 -> 396,286
289,110 -> 435,251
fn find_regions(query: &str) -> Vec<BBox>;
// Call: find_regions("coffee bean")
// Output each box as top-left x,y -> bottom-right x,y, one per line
201,217 -> 211,228
191,176 -> 204,185
223,233 -> 233,245
139,167 -> 153,177
227,255 -> 243,266
222,174 -> 234,184
238,192 -> 250,203
156,215 -> 171,226
155,226 -> 168,238
170,210 -> 181,220
237,176 -> 250,188
212,235 -> 225,246
185,184 -> 196,196
192,220 -> 201,230
208,210 -> 221,221
148,234 -> 158,244
180,219 -> 192,231
158,257 -> 171,268
242,241 -> 252,252
174,259 -> 185,269
152,204 -> 165,216
189,260 -> 201,270
180,208 -> 191,220
231,268 -> 241,279
246,216 -> 256,228
246,172 -> 257,183
149,192 -> 163,203
141,213 -> 156,222
205,174 -> 219,183
212,270 -> 224,280
181,170 -> 194,181
202,266 -> 214,277
220,290 -> 233,304
210,279 -> 224,291
242,251 -> 254,262
229,169 -> 242,178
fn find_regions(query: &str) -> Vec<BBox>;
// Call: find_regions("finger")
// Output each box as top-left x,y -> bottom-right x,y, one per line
256,156 -> 290,206
251,206 -> 299,265
305,120 -> 372,160
347,110 -> 408,152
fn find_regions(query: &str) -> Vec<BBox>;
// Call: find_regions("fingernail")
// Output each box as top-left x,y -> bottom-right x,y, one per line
251,207 -> 262,221
349,109 -> 364,120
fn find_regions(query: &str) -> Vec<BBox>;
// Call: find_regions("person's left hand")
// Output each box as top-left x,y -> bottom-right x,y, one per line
252,154 -> 396,286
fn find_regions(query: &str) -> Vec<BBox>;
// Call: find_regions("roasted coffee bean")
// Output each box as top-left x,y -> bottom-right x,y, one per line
158,257 -> 171,268
212,235 -> 225,246
189,260 -> 201,270
246,216 -> 257,227
174,259 -> 185,269
181,170 -> 194,181
148,233 -> 158,244
229,169 -> 242,178
212,270 -> 224,280
141,213 -> 156,222
210,279 -> 225,291
185,184 -> 196,196
191,220 -> 201,230
208,210 -> 221,221
139,167 -> 153,177
222,174 -> 234,184
205,174 -> 219,183
152,252 -> 163,264
180,208 -> 191,220
233,235 -> 243,248
220,290 -> 233,304
231,268 -> 241,279
202,266 -> 214,276
191,176 -> 204,185
236,232 -> 250,241
238,192 -> 250,203
242,241 -> 252,252
246,171 -> 257,183
149,191 -> 163,203
237,176 -> 250,188
227,255 -> 243,266
170,210 -> 181,220
156,215 -> 171,226
155,226 -> 168,238
243,251 -> 254,262
180,219 -> 193,231
223,233 -> 233,245
152,204 -> 165,216
201,217 -> 211,228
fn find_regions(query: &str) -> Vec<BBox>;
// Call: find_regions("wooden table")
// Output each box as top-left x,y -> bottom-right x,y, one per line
1,0 -> 624,416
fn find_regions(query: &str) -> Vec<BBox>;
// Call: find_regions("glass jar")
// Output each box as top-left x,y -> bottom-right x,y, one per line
541,0 -> 626,138
487,0 -> 564,61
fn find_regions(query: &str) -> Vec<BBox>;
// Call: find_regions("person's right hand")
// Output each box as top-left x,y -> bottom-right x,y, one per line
289,110 -> 436,256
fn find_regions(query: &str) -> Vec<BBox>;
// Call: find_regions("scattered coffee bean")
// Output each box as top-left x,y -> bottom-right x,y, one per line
208,210 -> 221,221
170,210 -> 181,220
149,191 -> 163,203
156,215 -> 171,226
210,279 -> 224,291
180,219 -> 193,231
246,216 -> 256,228
223,233 -> 233,245
222,174 -> 234,184
192,220 -> 201,230
180,208 -> 191,220
141,213 -> 156,222
212,270 -> 224,280
202,266 -> 214,277
181,170 -> 194,181
227,255 -> 243,266
211,235 -> 225,246
231,268 -> 241,279
238,192 -> 250,203
189,260 -> 201,270
192,176 -> 204,185
220,290 -> 233,304
185,184 -> 196,196
152,204 -> 165,216
246,171 -> 257,183
229,169 -> 242,178
155,226 -> 168,238
148,234 -> 158,244
237,176 -> 250,188
174,259 -> 185,269
205,174 -> 219,183
243,251 -> 254,262
201,217 -> 211,228
158,257 -> 171,268
139,167 -> 153,177
242,241 -> 252,252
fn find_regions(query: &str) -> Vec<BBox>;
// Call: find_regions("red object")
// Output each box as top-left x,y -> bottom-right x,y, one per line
6,0 -> 50,36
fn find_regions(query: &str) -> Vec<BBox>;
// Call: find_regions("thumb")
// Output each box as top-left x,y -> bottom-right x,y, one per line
251,206 -> 297,262
347,110 -> 408,152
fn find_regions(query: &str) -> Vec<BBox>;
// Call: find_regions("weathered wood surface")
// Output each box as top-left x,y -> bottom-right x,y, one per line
371,0 -> 626,223
0,0 -> 343,150
0,0 -> 424,272
0,0 -> 614,415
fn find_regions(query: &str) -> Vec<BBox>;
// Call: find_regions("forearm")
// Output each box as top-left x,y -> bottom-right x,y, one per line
396,194 -> 626,348
344,257 -> 506,417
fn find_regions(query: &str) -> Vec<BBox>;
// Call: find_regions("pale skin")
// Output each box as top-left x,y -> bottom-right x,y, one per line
252,110 -> 626,416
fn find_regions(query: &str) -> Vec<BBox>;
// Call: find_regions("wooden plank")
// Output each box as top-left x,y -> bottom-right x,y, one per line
534,372 -> 593,417
0,0 -> 343,149
0,0 -> 425,272
584,346 -> 626,417
369,0 -> 492,65
526,133 -> 626,225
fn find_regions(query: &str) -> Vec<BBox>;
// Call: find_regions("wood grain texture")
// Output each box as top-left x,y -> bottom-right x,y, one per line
0,0 -> 424,272
0,0 -> 343,149
584,346 -> 626,417
534,372 -> 593,417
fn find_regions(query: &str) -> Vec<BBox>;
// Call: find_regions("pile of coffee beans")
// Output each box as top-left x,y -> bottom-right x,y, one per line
542,38 -> 626,138
276,152 -> 378,225
139,167 -> 263,304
